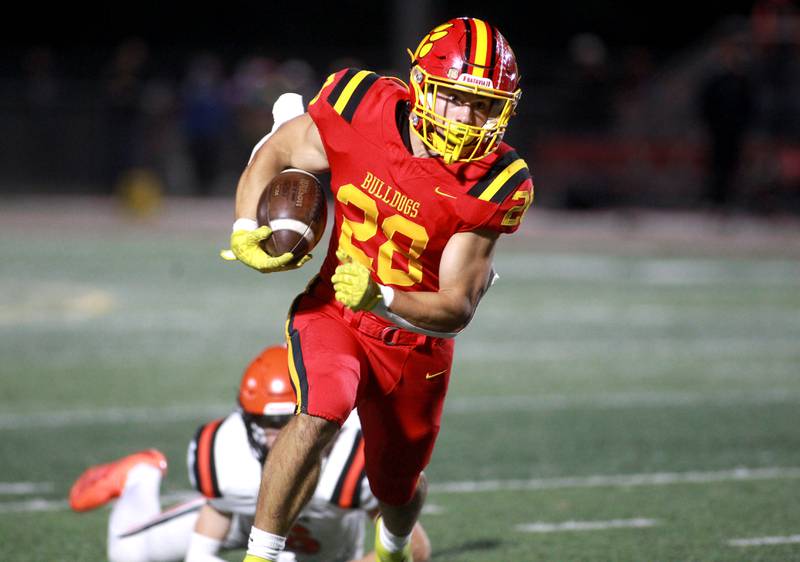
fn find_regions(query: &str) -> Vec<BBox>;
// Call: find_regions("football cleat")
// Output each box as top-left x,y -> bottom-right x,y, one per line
374,518 -> 414,562
69,449 -> 167,512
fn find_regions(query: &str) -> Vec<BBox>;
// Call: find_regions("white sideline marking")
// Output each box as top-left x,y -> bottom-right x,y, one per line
0,482 -> 53,494
429,467 -> 800,494
728,535 -> 800,547
516,518 -> 658,533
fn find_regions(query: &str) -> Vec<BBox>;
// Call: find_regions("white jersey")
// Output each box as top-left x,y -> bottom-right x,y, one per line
187,411 -> 377,562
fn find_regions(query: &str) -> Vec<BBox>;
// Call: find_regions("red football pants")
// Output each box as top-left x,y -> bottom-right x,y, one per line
284,279 -> 454,505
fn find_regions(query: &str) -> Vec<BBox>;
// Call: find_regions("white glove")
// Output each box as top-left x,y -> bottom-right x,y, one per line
248,93 -> 305,164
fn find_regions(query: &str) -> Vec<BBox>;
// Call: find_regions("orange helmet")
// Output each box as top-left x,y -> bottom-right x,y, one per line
408,17 -> 521,163
238,344 -> 296,418
238,345 -> 295,458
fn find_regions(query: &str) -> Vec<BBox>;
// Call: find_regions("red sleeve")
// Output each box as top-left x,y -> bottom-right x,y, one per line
307,68 -> 384,151
465,148 -> 535,234
482,177 -> 534,233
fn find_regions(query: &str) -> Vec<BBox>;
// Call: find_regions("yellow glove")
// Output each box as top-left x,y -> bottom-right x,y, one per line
220,224 -> 311,273
332,250 -> 381,311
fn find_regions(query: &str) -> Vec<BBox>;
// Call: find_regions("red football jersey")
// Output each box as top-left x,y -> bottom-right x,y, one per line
308,68 -> 534,293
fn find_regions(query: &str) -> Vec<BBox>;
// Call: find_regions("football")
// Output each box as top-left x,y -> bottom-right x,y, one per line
256,169 -> 328,262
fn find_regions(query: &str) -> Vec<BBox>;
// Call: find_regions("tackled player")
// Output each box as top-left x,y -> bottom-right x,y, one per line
68,345 -> 430,562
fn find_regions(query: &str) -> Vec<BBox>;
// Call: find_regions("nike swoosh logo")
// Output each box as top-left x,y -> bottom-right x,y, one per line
434,186 -> 456,199
426,369 -> 447,379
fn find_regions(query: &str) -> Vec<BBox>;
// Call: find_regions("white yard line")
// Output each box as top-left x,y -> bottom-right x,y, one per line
445,389 -> 800,414
4,467 -> 798,514
0,482 -> 53,494
2,388 -> 798,430
0,499 -> 67,513
429,466 -> 800,493
728,535 -> 800,547
516,518 -> 658,533
0,404 -> 229,430
454,337 -> 800,361
0,491 -> 199,514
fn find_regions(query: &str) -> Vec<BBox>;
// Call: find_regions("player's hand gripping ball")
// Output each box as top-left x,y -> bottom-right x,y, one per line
221,169 -> 326,273
332,250 -> 381,311
224,226 -> 307,273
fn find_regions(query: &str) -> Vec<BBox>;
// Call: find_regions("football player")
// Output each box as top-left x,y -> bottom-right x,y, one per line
225,16 -> 533,562
68,345 -> 431,562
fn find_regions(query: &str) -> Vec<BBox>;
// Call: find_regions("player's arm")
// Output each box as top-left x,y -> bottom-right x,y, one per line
334,229 -> 498,334
386,228 -> 498,333
235,113 -> 329,221
184,503 -> 233,562
226,113 -> 329,272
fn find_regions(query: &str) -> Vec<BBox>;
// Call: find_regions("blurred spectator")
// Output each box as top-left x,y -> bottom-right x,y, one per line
22,46 -> 60,182
559,33 -> 617,209
103,37 -> 151,194
752,0 -> 800,139
180,51 -> 231,196
228,55 -> 281,159
697,23 -> 756,211
563,32 -> 615,134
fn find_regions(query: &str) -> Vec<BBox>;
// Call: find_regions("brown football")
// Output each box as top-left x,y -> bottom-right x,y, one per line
256,169 -> 328,262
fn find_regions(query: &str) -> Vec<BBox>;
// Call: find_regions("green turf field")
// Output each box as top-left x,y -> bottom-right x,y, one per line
1,201 -> 799,561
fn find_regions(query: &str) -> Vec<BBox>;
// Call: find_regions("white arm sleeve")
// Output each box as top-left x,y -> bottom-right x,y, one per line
248,93 -> 306,165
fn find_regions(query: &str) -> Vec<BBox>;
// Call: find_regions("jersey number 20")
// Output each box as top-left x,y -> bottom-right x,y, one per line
336,184 -> 429,287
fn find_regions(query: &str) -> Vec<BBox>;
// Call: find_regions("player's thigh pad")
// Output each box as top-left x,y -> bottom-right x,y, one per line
287,303 -> 368,425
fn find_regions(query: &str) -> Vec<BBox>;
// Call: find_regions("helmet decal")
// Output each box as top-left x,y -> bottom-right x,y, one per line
413,23 -> 454,60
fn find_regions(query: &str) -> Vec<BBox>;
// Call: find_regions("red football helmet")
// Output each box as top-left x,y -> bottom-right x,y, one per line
238,345 -> 295,457
408,17 -> 521,163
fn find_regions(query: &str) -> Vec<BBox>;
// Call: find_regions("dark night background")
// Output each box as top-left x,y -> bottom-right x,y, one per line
3,2 -> 762,67
2,0 -> 798,213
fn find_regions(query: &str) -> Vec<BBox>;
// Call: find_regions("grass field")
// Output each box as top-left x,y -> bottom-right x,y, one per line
1,198 -> 799,561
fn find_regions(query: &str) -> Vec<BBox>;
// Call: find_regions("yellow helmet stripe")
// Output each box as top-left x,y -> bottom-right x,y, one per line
471,18 -> 491,79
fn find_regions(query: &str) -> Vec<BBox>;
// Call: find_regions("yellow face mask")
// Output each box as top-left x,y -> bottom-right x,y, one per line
409,65 -> 520,164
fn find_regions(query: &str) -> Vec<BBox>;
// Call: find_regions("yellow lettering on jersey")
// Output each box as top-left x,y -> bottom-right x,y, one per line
337,184 -> 378,270
340,175 -> 430,287
378,215 -> 429,286
357,171 -> 420,219
501,188 -> 533,227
